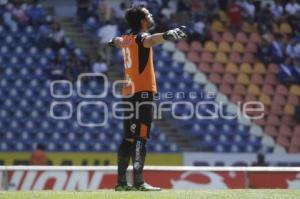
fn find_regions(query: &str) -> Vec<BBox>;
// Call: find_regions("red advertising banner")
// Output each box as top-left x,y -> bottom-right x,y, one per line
248,172 -> 300,189
7,170 -> 116,190
6,169 -> 300,190
143,171 -> 246,189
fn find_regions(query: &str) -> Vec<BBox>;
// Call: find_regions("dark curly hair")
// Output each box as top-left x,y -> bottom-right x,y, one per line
125,5 -> 147,31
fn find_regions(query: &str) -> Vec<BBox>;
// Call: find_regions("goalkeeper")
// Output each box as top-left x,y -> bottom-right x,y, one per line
109,5 -> 187,191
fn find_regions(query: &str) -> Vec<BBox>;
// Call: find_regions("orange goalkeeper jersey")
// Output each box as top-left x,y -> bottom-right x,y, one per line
119,31 -> 157,96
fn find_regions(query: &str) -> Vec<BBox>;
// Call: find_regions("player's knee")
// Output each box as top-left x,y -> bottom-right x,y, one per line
138,122 -> 151,139
118,139 -> 133,154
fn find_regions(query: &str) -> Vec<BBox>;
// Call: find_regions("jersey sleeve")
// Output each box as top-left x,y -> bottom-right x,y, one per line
135,32 -> 150,47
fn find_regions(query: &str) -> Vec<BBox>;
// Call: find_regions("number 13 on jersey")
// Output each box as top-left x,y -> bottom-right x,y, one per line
122,47 -> 132,69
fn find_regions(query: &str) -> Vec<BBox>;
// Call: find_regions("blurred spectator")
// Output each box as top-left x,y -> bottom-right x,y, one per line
113,1 -> 127,19
97,0 -> 112,23
257,35 -> 272,64
81,53 -> 91,72
296,106 -> 300,122
85,16 -> 98,30
30,144 -> 48,165
112,1 -> 128,33
65,53 -> 84,82
293,41 -> 300,60
167,0 -> 177,14
97,21 -> 118,58
205,0 -> 218,17
270,34 -> 285,64
0,0 -> 8,9
50,55 -> 65,80
36,17 -> 53,49
11,1 -> 28,24
177,0 -> 190,13
252,153 -> 268,166
190,16 -> 207,43
26,0 -> 45,26
251,0 -> 261,12
285,0 -> 300,16
291,10 -> 300,34
194,17 -> 206,36
256,4 -> 273,34
3,11 -> 18,31
160,1 -> 176,20
49,22 -> 65,51
92,55 -> 107,74
74,48 -> 85,60
96,21 -> 118,40
219,0 -> 229,11
286,37 -> 300,64
132,0 -> 148,6
76,0 -> 90,22
271,0 -> 284,21
228,0 -> 242,32
239,0 -> 256,22
155,13 -> 169,32
146,0 -> 161,17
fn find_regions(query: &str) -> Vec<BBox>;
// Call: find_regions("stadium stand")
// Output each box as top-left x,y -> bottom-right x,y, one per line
0,0 -> 179,153
159,0 -> 300,153
82,0 -> 278,153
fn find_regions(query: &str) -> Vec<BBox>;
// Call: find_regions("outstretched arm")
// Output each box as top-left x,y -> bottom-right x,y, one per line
108,26 -> 187,48
142,33 -> 165,48
143,26 -> 187,48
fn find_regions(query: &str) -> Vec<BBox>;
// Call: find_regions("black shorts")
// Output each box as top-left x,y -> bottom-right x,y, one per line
123,91 -> 154,139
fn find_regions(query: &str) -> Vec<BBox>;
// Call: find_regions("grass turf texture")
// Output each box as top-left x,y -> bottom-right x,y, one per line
1,190 -> 300,199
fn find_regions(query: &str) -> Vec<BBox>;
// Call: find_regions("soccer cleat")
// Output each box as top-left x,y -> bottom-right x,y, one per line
133,182 -> 162,191
115,184 -> 133,191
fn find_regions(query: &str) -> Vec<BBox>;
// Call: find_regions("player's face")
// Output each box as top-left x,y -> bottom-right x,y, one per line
142,8 -> 155,29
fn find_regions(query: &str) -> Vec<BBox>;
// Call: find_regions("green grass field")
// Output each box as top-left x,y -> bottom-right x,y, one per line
1,190 -> 300,199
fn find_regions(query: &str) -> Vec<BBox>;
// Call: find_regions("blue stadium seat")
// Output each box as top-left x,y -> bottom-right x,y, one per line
44,48 -> 55,59
0,26 -> 6,38
20,36 -> 29,48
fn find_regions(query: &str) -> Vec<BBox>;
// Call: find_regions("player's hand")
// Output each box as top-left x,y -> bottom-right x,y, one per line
163,26 -> 187,42
108,38 -> 116,48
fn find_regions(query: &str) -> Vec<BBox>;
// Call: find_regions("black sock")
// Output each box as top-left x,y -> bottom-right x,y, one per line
117,139 -> 132,185
132,138 -> 147,186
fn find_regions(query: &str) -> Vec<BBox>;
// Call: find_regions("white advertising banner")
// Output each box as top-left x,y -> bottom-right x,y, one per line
183,153 -> 300,166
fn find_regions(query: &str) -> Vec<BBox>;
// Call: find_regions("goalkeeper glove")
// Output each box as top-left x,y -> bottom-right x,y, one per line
108,38 -> 117,48
163,26 -> 187,42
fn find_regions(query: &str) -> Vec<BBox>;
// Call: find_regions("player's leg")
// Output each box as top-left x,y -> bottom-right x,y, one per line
115,96 -> 135,191
132,137 -> 147,186
132,137 -> 162,191
115,139 -> 132,190
131,92 -> 161,191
